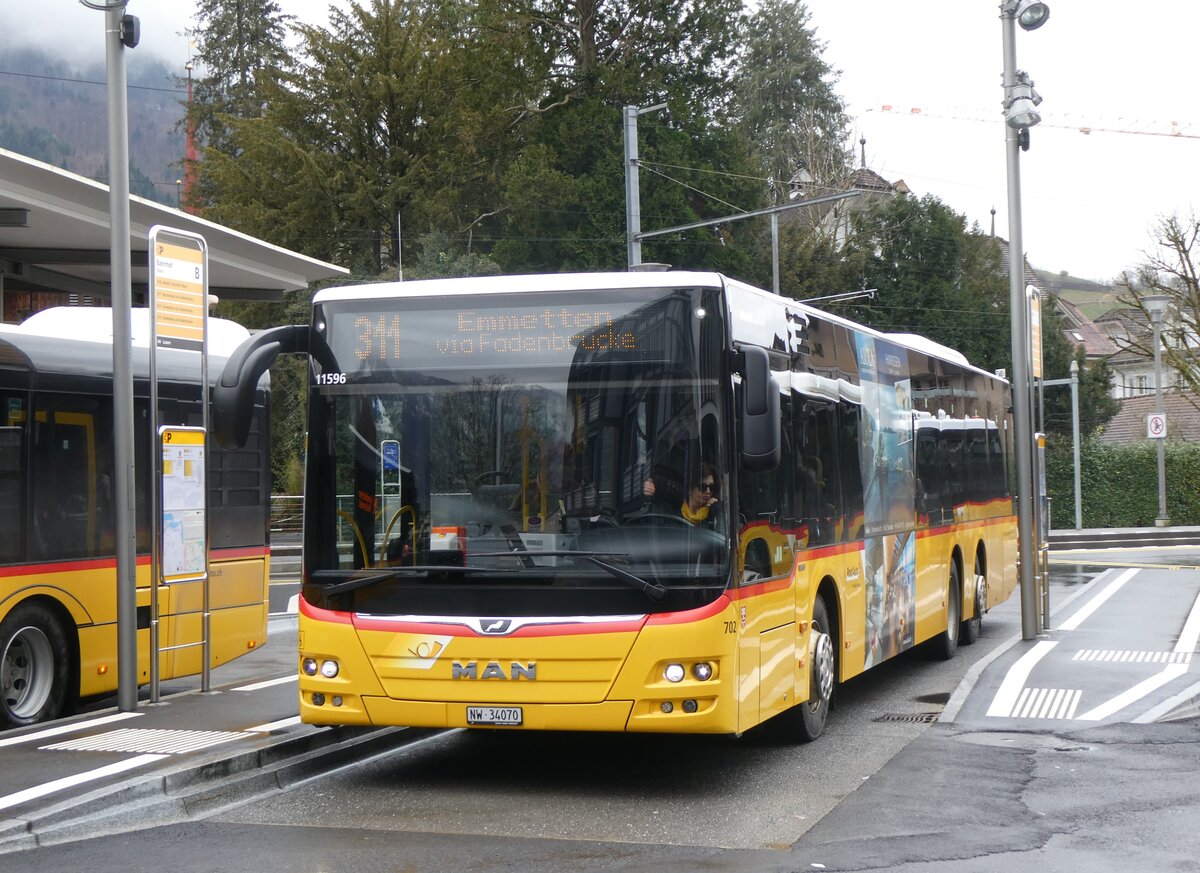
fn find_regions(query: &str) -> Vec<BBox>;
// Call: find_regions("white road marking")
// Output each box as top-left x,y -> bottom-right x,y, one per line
232,674 -> 298,692
1175,585 -> 1200,654
0,711 -> 143,750
1073,650 -> 1191,664
245,716 -> 302,732
1073,578 -> 1200,722
1010,687 -> 1082,719
1076,663 -> 1190,721
986,640 -> 1058,717
1133,678 -> 1200,724
0,754 -> 167,813
41,728 -> 245,755
1057,568 -> 1137,631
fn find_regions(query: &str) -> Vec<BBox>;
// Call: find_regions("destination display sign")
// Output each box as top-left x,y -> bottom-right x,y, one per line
322,293 -> 683,376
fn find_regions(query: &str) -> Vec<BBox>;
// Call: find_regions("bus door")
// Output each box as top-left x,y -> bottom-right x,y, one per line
734,365 -> 796,729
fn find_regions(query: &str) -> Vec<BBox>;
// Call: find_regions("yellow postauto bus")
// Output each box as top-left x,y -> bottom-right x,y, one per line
215,271 -> 1016,741
0,308 -> 271,728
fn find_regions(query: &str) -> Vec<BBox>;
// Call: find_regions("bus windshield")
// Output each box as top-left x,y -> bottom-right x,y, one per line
303,285 -> 731,617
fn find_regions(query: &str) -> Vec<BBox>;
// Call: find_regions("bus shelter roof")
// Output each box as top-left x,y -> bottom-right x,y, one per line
0,148 -> 348,306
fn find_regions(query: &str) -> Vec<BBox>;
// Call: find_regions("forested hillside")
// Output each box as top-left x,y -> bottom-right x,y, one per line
0,46 -> 185,205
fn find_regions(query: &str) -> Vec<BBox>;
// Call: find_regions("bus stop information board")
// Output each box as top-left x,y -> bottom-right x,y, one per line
152,233 -> 206,352
160,427 -> 207,582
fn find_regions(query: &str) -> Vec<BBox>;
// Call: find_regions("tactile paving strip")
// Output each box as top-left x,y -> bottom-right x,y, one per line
40,727 -> 245,755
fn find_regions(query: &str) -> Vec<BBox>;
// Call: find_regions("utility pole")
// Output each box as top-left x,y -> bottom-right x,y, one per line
624,103 -> 667,268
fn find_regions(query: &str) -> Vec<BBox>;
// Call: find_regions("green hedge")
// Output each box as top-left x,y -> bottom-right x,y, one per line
1045,437 -> 1200,528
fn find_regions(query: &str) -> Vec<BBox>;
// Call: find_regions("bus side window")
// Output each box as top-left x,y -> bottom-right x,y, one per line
0,394 -> 25,564
791,395 -> 845,547
30,396 -> 113,561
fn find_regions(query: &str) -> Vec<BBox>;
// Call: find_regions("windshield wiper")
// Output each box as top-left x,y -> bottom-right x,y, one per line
313,566 -> 514,596
471,549 -> 667,601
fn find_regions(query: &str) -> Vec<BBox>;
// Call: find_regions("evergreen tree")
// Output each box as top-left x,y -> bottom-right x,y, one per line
185,0 -> 293,156
732,0 -> 851,202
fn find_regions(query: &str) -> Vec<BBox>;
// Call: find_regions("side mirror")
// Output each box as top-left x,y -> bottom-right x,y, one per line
740,346 -> 780,471
213,324 -> 310,449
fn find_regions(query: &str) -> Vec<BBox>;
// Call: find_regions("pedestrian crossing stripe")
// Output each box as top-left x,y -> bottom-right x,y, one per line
1006,687 -> 1082,720
1073,650 -> 1192,664
40,728 -> 245,755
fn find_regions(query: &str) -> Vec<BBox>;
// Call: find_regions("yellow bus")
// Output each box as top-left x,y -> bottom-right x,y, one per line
0,308 -> 272,728
216,271 -> 1015,741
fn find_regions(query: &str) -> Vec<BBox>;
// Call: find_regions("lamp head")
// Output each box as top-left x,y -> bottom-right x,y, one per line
1015,0 -> 1050,30
1144,294 -> 1170,320
1005,72 -> 1043,129
1006,100 -> 1041,129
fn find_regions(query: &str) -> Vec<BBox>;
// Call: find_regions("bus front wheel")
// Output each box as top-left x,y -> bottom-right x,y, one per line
797,594 -> 835,742
933,563 -> 961,660
0,602 -> 70,728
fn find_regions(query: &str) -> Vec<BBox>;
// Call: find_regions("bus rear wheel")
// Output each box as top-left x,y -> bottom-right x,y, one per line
797,594 -> 835,742
0,602 -> 70,728
961,556 -> 986,646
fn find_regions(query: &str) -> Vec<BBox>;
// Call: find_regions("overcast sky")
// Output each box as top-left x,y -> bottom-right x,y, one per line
16,1 -> 1198,282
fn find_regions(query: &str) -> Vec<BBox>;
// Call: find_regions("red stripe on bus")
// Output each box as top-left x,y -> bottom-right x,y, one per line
299,594 -> 353,624
346,614 -> 648,637
0,546 -> 268,578
645,595 -> 731,625
915,515 -> 1013,540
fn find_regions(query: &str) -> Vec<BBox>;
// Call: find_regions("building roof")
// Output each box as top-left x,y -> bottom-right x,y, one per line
0,148 -> 347,305
1097,391 -> 1200,444
993,237 -> 1115,359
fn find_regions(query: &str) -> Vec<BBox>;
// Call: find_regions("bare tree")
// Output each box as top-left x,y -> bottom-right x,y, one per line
1115,213 -> 1200,398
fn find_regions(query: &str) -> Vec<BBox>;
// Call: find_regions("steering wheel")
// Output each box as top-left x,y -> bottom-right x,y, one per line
627,512 -> 693,528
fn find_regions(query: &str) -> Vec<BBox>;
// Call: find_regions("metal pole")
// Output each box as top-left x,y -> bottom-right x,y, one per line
771,212 -> 780,294
1070,359 -> 1082,529
624,105 -> 642,268
200,278 -> 211,691
1152,312 -> 1169,526
103,2 -> 139,710
624,103 -> 668,268
1002,9 -> 1039,640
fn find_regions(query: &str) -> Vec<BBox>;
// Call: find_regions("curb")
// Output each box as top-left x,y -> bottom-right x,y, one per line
0,723 -> 420,853
1048,527 -> 1200,551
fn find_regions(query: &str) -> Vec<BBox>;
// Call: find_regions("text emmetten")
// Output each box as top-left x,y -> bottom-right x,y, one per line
438,309 -> 638,355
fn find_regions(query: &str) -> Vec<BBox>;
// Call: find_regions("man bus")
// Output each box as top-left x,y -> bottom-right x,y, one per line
0,307 -> 271,727
215,271 -> 1015,741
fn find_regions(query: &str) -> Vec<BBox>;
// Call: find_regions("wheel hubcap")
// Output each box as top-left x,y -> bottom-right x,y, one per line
975,573 -> 986,619
810,630 -> 834,706
2,626 -> 53,720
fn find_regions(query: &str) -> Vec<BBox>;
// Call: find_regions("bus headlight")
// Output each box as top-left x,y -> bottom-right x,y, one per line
320,659 -> 340,678
302,658 -> 319,676
692,662 -> 713,681
664,663 -> 686,683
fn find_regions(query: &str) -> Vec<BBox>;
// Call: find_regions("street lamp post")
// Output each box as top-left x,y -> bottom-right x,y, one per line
1000,0 -> 1049,640
1145,294 -> 1170,526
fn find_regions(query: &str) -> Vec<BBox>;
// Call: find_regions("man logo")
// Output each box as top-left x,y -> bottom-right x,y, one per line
479,618 -> 513,635
452,661 -> 537,680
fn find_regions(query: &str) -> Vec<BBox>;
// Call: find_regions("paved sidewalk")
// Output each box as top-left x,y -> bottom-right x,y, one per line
0,617 -> 405,851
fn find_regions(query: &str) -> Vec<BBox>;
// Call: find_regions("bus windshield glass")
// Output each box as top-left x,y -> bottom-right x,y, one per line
304,285 -> 731,617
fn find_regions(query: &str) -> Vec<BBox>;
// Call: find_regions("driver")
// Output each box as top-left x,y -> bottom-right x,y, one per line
644,462 -> 719,525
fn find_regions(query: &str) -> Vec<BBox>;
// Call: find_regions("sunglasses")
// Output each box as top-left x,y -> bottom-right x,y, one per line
700,481 -> 715,493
